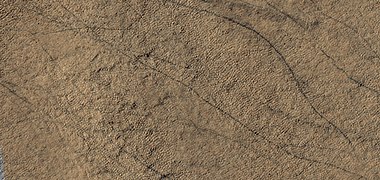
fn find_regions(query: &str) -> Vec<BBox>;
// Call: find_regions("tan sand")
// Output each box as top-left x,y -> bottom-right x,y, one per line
0,0 -> 379,179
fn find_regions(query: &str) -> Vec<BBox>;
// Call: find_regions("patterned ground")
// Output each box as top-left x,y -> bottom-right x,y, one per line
1,0 -> 380,179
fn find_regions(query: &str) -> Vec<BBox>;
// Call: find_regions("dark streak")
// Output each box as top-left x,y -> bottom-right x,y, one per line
0,81 -> 32,105
162,1 -> 368,178
265,2 -> 306,29
187,118 -> 250,149
309,0 -> 380,61
284,149 -> 366,179
323,14 -> 379,60
55,4 -> 173,179
53,2 -> 366,179
165,0 -> 352,145
320,49 -> 380,96
41,46 -> 56,62
159,173 -> 174,180
90,53 -> 100,62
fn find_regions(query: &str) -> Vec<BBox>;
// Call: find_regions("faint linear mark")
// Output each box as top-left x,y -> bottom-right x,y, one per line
56,3 -> 276,176
114,137 -> 175,179
55,4 -> 171,179
115,2 -> 363,178
320,49 -> 380,96
266,105 -> 340,151
309,0 -> 380,61
165,0 -> 352,144
162,1 -> 368,178
187,118 -> 251,148
50,2 -> 366,178
0,81 -> 32,105
265,2 -> 306,29
323,15 -> 379,60
11,1 -> 280,176
136,49 -> 189,70
208,0 -> 308,30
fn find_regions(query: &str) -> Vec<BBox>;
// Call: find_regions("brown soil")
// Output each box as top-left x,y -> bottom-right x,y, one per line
1,0 -> 379,179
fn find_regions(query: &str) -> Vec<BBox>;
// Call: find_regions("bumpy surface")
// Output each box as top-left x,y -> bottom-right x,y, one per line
1,0 -> 379,179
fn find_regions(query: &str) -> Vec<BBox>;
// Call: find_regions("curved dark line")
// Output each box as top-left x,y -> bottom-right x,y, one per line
57,2 -> 365,178
309,0 -> 379,60
165,0 -> 352,144
320,49 -> 380,96
163,0 -> 367,178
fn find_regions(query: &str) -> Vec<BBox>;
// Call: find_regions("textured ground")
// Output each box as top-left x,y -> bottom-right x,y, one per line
1,0 -> 380,179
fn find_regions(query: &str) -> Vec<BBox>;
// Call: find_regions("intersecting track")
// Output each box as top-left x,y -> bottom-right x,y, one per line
30,1 -> 368,179
320,49 -> 380,96
165,0 -> 353,145
309,0 -> 380,61
160,1 -> 364,178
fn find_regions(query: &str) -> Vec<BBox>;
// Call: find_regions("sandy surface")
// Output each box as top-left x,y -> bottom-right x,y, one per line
1,0 -> 380,179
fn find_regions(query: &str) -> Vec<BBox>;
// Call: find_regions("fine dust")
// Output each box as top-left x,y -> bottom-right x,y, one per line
1,0 -> 379,179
